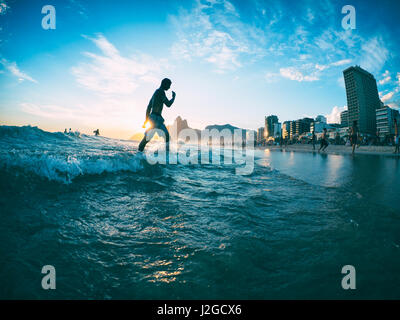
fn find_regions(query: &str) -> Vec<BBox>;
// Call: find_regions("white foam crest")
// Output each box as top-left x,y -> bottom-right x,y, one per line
1,152 -> 145,183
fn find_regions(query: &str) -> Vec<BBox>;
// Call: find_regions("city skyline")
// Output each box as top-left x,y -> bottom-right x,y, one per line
1,0 -> 400,139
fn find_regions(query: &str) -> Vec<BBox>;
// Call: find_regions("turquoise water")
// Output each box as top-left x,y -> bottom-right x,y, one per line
1,126 -> 400,299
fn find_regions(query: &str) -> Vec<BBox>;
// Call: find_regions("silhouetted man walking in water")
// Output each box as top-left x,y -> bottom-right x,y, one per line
138,78 -> 176,152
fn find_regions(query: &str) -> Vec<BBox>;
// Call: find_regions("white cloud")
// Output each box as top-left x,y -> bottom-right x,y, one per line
378,70 -> 391,85
381,91 -> 395,102
71,34 -> 168,95
0,58 -> 37,83
381,88 -> 399,103
279,65 -> 320,82
315,64 -> 328,71
0,1 -> 9,15
325,106 -> 347,124
306,8 -> 315,23
379,72 -> 400,103
387,102 -> 399,110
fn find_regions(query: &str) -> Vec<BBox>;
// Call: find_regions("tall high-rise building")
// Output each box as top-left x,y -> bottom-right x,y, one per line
343,66 -> 381,134
265,115 -> 279,138
340,110 -> 349,127
293,118 -> 314,137
289,121 -> 296,139
300,117 -> 314,134
257,127 -> 265,143
282,121 -> 291,139
273,123 -> 282,137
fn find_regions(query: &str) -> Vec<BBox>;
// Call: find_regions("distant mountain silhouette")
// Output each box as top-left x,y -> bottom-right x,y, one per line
205,124 -> 239,132
167,116 -> 191,140
130,117 -> 252,142
130,132 -> 144,141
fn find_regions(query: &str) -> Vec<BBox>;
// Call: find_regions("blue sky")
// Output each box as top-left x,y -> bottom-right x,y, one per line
0,0 -> 399,138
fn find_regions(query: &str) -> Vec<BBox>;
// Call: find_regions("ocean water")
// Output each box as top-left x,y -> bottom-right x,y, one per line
1,125 -> 400,299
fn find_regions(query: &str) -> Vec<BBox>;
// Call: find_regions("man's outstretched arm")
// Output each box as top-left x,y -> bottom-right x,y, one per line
163,91 -> 176,107
146,98 -> 153,119
142,100 -> 152,128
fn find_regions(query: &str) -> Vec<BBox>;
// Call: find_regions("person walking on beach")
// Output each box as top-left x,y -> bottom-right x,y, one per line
312,130 -> 316,150
318,128 -> 329,152
138,78 -> 176,153
394,118 -> 399,154
350,121 -> 359,155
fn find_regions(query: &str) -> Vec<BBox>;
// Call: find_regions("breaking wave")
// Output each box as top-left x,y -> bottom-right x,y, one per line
0,125 -> 145,183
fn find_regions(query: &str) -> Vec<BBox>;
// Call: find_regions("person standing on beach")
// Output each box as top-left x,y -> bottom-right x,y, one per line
394,118 -> 399,154
318,128 -> 329,152
312,130 -> 316,150
375,129 -> 381,146
138,78 -> 176,153
350,121 -> 359,155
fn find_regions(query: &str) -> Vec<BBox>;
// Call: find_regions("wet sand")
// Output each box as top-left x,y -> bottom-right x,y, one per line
259,144 -> 400,157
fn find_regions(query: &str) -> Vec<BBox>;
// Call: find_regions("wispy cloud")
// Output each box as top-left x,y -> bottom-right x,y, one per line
279,66 -> 319,82
71,34 -> 169,95
359,37 -> 389,73
20,98 -> 142,131
170,0 -> 266,73
67,0 -> 88,19
0,58 -> 37,83
279,59 -> 353,83
171,0 -> 391,83
331,59 -> 352,67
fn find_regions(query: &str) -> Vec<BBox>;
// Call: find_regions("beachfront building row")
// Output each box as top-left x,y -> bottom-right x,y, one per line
340,105 -> 400,138
259,66 -> 398,144
273,116 -> 331,141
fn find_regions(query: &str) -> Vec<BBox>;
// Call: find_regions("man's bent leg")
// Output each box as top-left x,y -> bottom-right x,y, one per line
160,123 -> 170,153
138,136 -> 148,152
138,128 -> 156,152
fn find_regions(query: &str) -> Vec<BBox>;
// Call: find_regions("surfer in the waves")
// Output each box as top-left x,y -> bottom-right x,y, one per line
138,78 -> 176,153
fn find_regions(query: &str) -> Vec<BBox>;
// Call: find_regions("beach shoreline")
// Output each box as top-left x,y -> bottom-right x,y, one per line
258,144 -> 400,157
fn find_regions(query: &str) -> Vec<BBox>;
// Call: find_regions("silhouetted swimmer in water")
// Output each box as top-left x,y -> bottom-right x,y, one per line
93,129 -> 100,136
138,78 -> 176,153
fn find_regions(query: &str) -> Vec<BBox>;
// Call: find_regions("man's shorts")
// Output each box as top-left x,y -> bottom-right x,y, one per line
146,113 -> 169,140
